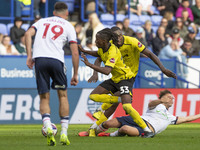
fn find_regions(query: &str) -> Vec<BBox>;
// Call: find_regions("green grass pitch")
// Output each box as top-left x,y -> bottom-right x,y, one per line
0,124 -> 200,150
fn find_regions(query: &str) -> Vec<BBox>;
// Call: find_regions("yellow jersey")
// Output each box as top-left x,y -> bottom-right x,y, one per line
116,36 -> 145,77
97,43 -> 134,83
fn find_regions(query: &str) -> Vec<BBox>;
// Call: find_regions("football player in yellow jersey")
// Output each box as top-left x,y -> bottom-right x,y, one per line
79,28 -> 156,138
79,27 -> 177,138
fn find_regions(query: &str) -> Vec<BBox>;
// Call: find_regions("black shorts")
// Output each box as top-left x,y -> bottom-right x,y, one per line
35,57 -> 67,94
99,77 -> 135,96
116,116 -> 145,136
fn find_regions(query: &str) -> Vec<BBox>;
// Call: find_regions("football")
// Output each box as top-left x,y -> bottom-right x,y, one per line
41,123 -> 58,137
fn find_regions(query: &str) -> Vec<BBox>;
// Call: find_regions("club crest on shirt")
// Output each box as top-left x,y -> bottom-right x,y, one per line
138,42 -> 142,48
110,58 -> 115,63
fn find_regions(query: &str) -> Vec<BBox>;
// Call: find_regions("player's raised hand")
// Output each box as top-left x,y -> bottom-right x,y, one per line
88,74 -> 98,83
26,57 -> 35,69
78,44 -> 85,53
81,53 -> 90,66
162,69 -> 177,79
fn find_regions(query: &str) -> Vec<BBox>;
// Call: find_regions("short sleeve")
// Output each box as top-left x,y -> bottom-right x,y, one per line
67,24 -> 77,43
132,37 -> 145,52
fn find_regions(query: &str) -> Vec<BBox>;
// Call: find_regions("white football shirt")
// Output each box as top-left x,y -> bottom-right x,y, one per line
142,104 -> 177,135
31,16 -> 77,63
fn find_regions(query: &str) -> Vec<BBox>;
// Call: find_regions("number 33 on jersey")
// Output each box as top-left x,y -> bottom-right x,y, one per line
31,16 -> 77,63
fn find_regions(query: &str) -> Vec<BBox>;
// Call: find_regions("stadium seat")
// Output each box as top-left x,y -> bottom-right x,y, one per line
129,25 -> 141,32
116,14 -> 126,22
7,23 -> 14,35
103,24 -> 115,29
138,15 -> 151,25
151,15 -> 163,26
21,5 -> 31,16
129,14 -> 141,25
0,23 -> 8,35
100,14 -> 114,25
152,26 -> 159,33
21,24 -> 30,31
151,5 -> 160,15
59,0 -> 75,13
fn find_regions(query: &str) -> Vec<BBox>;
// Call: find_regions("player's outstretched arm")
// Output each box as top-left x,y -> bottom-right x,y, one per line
70,43 -> 79,86
88,57 -> 102,83
81,54 -> 112,75
78,44 -> 99,57
142,48 -> 177,79
25,28 -> 36,69
176,114 -> 200,124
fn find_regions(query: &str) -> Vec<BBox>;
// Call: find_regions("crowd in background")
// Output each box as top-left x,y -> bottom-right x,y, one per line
0,0 -> 200,59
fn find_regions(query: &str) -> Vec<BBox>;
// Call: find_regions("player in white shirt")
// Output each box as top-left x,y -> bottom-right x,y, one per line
25,2 -> 79,146
83,90 -> 200,137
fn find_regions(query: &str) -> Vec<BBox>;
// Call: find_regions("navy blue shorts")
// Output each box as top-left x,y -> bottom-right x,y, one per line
34,57 -> 67,94
116,116 -> 145,136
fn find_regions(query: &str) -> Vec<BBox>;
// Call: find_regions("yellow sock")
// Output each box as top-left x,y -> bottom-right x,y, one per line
122,103 -> 147,129
89,94 -> 119,103
101,103 -> 113,111
96,113 -> 108,126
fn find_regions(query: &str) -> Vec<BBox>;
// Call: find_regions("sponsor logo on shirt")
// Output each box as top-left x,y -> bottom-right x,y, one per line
109,58 -> 115,63
138,42 -> 142,48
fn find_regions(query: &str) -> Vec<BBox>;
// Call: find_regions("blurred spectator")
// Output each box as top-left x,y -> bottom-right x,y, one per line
0,33 -> 3,43
10,17 -> 25,45
139,0 -> 154,15
158,40 -> 188,88
74,22 -> 83,44
15,0 -> 31,17
126,0 -> 142,15
143,20 -> 155,48
168,28 -> 184,46
163,11 -> 175,29
135,27 -> 147,46
85,0 -> 96,16
191,0 -> 200,25
184,26 -> 200,55
172,17 -> 188,38
153,0 -> 179,16
152,26 -> 168,56
116,21 -> 123,30
107,0 -> 126,15
122,18 -> 135,37
0,35 -> 20,55
15,34 -> 26,55
181,39 -> 198,57
176,0 -> 194,21
79,12 -> 104,47
182,9 -> 193,27
34,0 -> 46,17
83,37 -> 98,51
160,18 -> 171,36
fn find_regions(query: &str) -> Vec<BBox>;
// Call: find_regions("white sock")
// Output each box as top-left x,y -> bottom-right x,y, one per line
90,122 -> 98,129
42,113 -> 52,129
60,116 -> 69,135
96,124 -> 107,134
143,127 -> 151,132
118,97 -> 121,103
110,130 -> 119,137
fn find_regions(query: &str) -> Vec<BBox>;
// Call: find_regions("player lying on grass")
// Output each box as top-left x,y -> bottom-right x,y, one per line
82,90 -> 200,137
82,26 -> 177,137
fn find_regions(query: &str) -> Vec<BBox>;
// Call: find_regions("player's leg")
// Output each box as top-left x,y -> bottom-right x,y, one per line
119,78 -> 153,137
35,58 -> 56,146
118,125 -> 140,136
89,79 -> 121,104
57,89 -> 70,145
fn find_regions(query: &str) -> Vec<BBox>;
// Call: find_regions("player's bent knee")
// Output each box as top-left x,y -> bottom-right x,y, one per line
119,125 -> 129,134
89,94 -> 99,102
